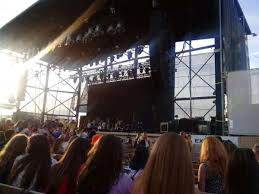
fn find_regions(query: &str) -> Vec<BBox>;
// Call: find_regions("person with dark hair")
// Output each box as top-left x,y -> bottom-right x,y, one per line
47,137 -> 91,194
13,120 -> 24,133
253,144 -> 259,162
0,134 -> 28,183
223,148 -> 259,194
132,132 -> 198,194
223,140 -> 237,157
9,134 -> 51,192
129,140 -> 149,179
21,119 -> 40,136
77,135 -> 132,194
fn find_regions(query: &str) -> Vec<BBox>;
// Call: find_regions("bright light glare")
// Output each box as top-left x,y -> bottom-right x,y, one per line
0,52 -> 26,103
0,0 -> 39,29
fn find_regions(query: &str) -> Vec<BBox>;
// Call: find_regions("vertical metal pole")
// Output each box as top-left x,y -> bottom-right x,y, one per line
76,67 -> 83,123
134,46 -> 138,71
104,58 -> 108,83
189,40 -> 192,118
215,0 -> 224,135
41,64 -> 50,123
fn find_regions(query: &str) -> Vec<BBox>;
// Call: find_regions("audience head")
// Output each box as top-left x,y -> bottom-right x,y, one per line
4,129 -> 15,142
224,148 -> 259,194
4,120 -> 13,130
0,134 -> 27,181
180,132 -> 193,152
200,136 -> 227,177
78,135 -> 123,194
130,141 -> 149,171
9,134 -> 51,191
140,132 -> 148,141
14,120 -> 24,132
223,140 -> 237,157
91,133 -> 103,145
253,143 -> 259,161
133,132 -> 194,194
48,137 -> 91,194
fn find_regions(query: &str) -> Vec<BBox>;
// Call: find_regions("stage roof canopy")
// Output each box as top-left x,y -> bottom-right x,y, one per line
0,0 -> 251,68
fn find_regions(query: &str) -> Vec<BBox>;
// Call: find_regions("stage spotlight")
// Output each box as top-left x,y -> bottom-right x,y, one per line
93,75 -> 98,82
127,69 -> 133,78
100,70 -> 104,82
145,67 -> 150,74
107,73 -> 111,80
107,25 -> 114,34
127,51 -> 133,60
85,76 -> 90,83
113,70 -> 120,80
116,53 -> 123,59
140,67 -> 144,74
136,46 -> 144,55
76,34 -> 82,42
132,68 -> 137,79
110,56 -> 115,63
139,63 -> 144,73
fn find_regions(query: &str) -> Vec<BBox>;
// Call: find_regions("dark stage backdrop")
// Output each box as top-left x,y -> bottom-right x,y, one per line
87,78 -> 158,130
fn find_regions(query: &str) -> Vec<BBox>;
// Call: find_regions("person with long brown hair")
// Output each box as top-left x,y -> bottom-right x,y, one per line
47,137 -> 91,194
77,134 -> 132,194
8,134 -> 51,192
132,132 -> 196,194
223,148 -> 259,194
0,134 -> 27,183
198,136 -> 227,194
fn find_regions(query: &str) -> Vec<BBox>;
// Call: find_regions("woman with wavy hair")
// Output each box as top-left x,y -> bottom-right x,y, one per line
132,132 -> 196,194
198,136 -> 227,194
0,134 -> 27,183
77,134 -> 132,194
47,137 -> 91,194
9,134 -> 51,192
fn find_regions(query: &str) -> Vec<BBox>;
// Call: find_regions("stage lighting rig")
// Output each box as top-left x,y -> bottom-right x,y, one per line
145,66 -> 150,75
116,53 -> 123,59
127,51 -> 133,60
136,46 -> 144,55
132,68 -> 137,79
139,63 -> 144,73
93,75 -> 98,83
110,55 -> 115,63
100,70 -> 104,82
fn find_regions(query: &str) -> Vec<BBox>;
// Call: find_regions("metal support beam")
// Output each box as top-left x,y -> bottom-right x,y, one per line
214,0 -> 225,135
75,67 -> 82,123
149,7 -> 175,131
41,64 -> 50,123
189,40 -> 192,118
104,58 -> 108,83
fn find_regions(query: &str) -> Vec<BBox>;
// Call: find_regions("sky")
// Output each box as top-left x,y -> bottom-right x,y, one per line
239,0 -> 259,68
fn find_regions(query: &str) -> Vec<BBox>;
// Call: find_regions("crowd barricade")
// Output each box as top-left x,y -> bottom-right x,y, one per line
0,183 -> 43,194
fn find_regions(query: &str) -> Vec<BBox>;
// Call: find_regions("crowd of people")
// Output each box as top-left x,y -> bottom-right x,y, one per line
0,118 -> 258,194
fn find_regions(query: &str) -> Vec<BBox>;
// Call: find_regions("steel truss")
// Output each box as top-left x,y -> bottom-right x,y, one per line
18,63 -> 79,122
18,46 -> 151,123
174,41 -> 216,119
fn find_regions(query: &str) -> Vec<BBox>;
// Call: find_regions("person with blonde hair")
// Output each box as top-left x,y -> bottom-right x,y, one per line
198,136 -> 227,194
132,132 -> 197,194
0,134 -> 28,183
